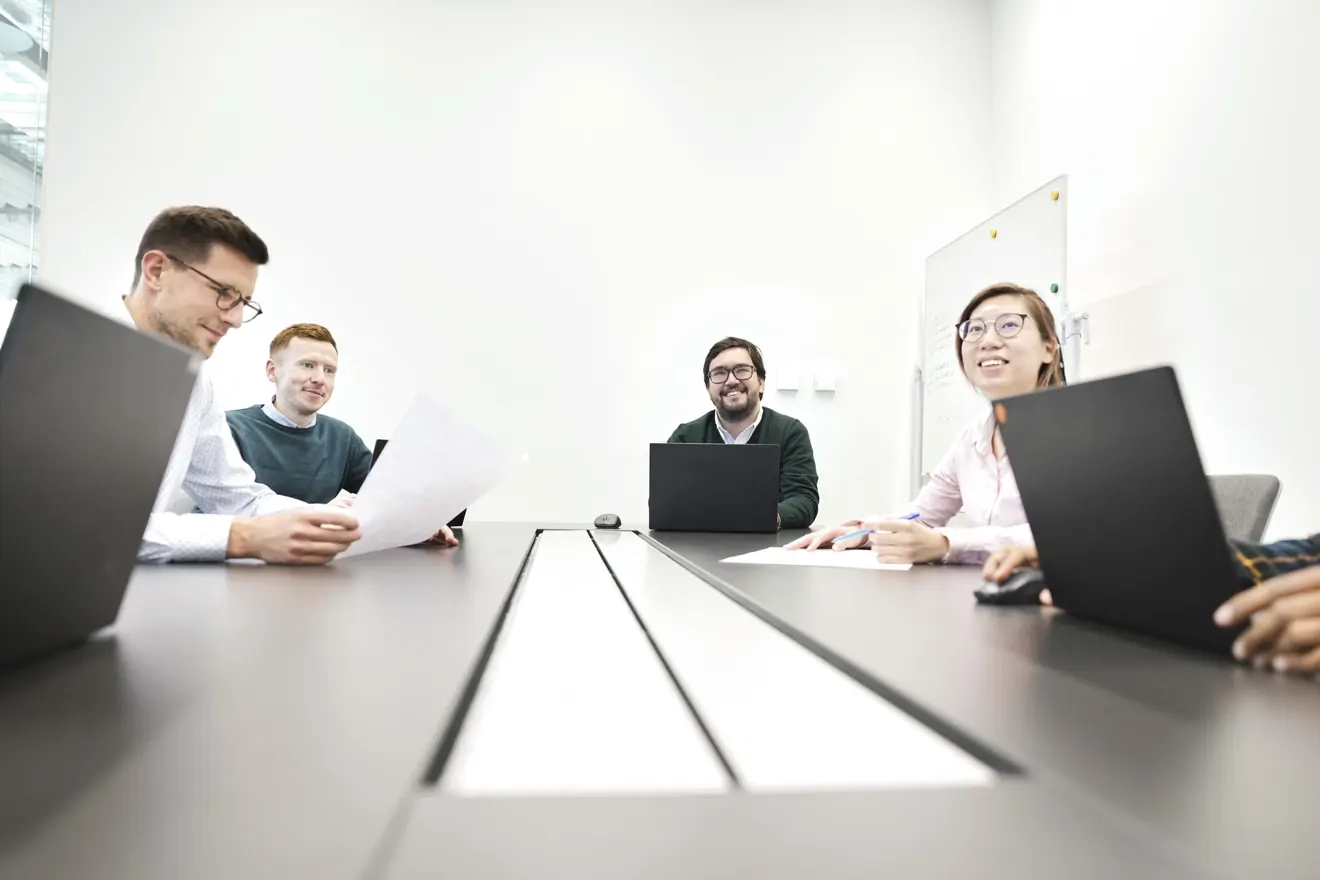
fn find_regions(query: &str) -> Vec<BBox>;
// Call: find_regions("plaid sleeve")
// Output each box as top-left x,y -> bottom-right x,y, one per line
1228,533 -> 1320,586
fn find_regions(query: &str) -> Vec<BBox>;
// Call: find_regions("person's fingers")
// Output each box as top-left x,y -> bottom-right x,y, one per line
1231,611 -> 1290,662
1272,645 -> 1320,673
874,550 -> 915,564
985,547 -> 1027,582
294,536 -> 356,557
982,550 -> 1009,580
303,507 -> 360,530
427,527 -> 459,546
286,546 -> 341,565
866,532 -> 905,548
1039,588 -> 1053,606
1268,591 -> 1320,622
296,521 -> 362,543
831,533 -> 868,551
294,531 -> 361,554
1215,584 -> 1281,627
1215,565 -> 1320,626
789,529 -> 836,550
1272,615 -> 1320,655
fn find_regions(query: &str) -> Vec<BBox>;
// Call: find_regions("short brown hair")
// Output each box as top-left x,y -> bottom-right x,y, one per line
132,206 -> 269,288
703,336 -> 767,397
955,283 -> 1065,387
269,323 -> 337,358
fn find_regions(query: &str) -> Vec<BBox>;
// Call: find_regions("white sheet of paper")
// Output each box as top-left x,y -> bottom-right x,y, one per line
339,393 -> 508,558
721,547 -> 912,571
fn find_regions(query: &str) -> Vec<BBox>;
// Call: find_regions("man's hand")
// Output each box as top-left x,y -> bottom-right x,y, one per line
982,544 -> 1051,605
328,491 -> 355,509
865,518 -> 950,564
784,521 -> 866,551
227,507 -> 361,565
1215,565 -> 1320,672
983,545 -> 1041,582
425,525 -> 459,547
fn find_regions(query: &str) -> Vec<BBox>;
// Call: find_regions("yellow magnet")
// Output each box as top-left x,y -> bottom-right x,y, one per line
1051,190 -> 1059,200
990,229 -> 997,238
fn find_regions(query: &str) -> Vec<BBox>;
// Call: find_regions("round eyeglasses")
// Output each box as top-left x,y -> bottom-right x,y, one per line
166,253 -> 264,323
957,313 -> 1028,343
708,364 -> 756,384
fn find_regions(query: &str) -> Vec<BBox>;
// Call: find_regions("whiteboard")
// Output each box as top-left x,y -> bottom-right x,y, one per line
919,176 -> 1068,480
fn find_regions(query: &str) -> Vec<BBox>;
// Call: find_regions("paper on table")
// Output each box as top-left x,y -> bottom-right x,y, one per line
339,393 -> 509,558
721,547 -> 912,571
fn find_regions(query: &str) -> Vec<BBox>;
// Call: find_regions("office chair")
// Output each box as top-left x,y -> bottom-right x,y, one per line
1208,474 -> 1281,542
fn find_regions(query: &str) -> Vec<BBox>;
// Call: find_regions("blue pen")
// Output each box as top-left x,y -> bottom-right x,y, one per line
836,513 -> 920,543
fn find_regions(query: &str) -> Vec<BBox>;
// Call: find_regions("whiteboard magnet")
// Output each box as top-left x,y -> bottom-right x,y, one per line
1051,190 -> 1059,200
989,229 -> 997,238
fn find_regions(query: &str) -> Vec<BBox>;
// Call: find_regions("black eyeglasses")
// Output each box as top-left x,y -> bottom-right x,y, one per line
166,253 -> 263,323
708,364 -> 756,384
957,313 -> 1028,343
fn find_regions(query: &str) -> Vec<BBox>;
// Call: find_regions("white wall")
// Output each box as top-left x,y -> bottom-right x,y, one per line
991,0 -> 1320,538
39,0 -> 992,527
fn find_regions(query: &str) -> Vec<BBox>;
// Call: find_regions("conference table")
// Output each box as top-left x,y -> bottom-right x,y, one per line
0,523 -> 1316,879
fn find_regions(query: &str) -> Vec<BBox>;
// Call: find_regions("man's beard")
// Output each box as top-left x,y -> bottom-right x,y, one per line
715,386 -> 756,421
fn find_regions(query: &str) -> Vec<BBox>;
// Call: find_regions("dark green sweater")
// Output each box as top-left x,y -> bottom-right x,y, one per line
666,406 -> 820,529
226,405 -> 373,504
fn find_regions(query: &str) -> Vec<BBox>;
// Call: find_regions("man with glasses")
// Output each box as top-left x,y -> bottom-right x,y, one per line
666,336 -> 820,529
121,205 -> 360,564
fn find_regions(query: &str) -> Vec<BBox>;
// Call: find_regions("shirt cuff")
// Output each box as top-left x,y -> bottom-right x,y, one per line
935,528 -> 981,566
140,514 -> 236,563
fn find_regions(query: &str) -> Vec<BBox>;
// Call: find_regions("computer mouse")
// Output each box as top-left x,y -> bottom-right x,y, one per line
974,567 -> 1048,606
593,513 -> 622,529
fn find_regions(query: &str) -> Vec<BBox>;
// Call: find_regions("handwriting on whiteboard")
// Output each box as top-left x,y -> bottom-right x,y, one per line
924,308 -> 960,390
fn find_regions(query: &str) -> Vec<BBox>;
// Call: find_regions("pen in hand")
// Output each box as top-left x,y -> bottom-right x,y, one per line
835,512 -> 921,544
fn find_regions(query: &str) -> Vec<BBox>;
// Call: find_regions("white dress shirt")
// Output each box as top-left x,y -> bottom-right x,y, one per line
110,301 -> 305,563
140,362 -> 306,562
715,406 -> 764,445
262,398 -> 315,428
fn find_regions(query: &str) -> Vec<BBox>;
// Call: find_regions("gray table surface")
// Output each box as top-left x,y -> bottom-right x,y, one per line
649,531 -> 1320,875
0,524 -> 531,880
2,524 -> 1316,879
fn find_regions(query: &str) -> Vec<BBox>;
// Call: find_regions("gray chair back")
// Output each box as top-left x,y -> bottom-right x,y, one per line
1208,474 -> 1281,542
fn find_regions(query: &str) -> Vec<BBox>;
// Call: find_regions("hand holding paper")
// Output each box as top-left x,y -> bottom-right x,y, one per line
339,393 -> 508,559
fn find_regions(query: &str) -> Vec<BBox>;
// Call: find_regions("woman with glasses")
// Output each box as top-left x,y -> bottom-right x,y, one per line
786,282 -> 1064,564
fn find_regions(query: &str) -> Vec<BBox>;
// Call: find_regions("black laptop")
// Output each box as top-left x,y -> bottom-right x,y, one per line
996,366 -> 1245,655
0,284 -> 199,669
649,443 -> 780,532
372,438 -> 466,528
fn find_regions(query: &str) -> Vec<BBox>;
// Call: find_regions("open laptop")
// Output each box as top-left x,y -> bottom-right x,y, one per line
372,438 -> 466,528
649,443 -> 780,532
996,366 -> 1245,655
0,284 -> 199,669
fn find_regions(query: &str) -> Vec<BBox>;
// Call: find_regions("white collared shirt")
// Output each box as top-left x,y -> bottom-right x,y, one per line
715,405 -> 764,445
263,398 -> 316,429
114,300 -> 305,562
